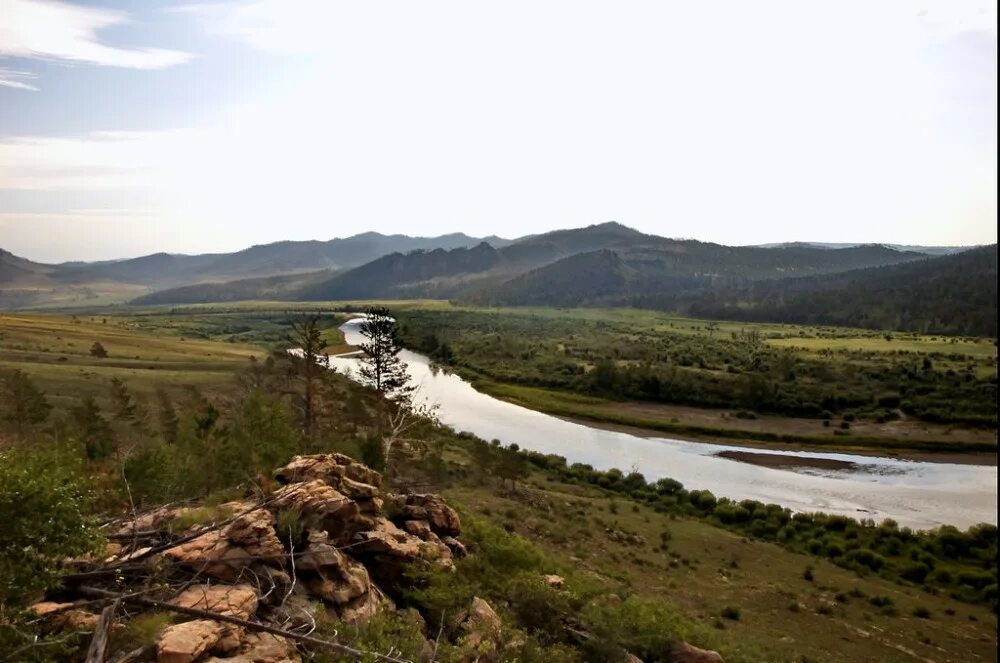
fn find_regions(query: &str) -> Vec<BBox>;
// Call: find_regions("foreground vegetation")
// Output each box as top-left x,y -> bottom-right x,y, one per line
0,307 -> 996,661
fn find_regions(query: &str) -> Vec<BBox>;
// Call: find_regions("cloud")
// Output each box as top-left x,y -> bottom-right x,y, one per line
0,65 -> 38,90
0,0 -> 192,90
171,0 -> 345,55
0,130 -> 190,190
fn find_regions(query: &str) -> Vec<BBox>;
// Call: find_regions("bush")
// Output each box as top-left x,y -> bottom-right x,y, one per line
0,446 -> 103,604
720,606 -> 741,621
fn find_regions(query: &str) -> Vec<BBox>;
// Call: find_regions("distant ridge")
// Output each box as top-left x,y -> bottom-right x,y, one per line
753,242 -> 975,256
0,232 -> 511,308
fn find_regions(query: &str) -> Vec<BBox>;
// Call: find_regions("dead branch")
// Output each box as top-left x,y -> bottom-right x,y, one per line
83,599 -> 118,663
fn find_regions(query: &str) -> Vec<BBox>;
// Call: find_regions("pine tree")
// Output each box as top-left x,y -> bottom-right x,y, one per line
357,307 -> 413,400
71,396 -> 116,460
287,314 -> 330,439
0,369 -> 51,437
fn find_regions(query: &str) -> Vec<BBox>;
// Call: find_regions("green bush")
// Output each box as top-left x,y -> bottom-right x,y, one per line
0,446 -> 103,605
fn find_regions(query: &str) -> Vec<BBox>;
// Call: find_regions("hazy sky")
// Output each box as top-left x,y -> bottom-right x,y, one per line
0,0 -> 996,262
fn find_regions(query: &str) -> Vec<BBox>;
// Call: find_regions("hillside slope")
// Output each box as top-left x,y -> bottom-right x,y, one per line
464,242 -> 927,306
668,245 -> 999,336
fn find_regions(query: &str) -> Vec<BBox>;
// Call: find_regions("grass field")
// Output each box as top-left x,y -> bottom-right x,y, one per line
444,462 -> 999,662
0,313 -> 266,408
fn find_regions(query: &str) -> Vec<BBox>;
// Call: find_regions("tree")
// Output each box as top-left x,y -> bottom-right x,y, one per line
495,442 -> 529,490
287,314 -> 330,438
0,369 -> 51,437
89,341 -> 108,358
157,388 -> 179,444
357,307 -> 412,400
71,396 -> 116,460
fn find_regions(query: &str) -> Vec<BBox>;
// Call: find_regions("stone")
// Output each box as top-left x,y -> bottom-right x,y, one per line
170,584 -> 258,620
274,454 -> 382,489
221,504 -> 285,560
156,619 -> 225,663
297,531 -> 373,618
404,519 -> 432,539
457,596 -> 502,651
203,632 -> 301,663
624,652 -> 644,663
351,517 -> 454,586
163,531 -> 252,581
30,602 -> 100,630
442,536 -> 468,557
392,494 -> 461,536
271,480 -> 364,543
543,574 -> 565,589
668,641 -> 725,663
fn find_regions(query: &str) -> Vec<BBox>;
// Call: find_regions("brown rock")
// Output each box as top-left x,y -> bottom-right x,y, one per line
222,505 -> 285,560
274,454 -> 382,488
163,531 -> 252,581
204,632 -> 301,663
351,517 -> 454,586
404,519 -> 432,539
297,531 -> 373,618
543,574 -> 565,589
156,619 -> 225,663
393,494 -> 461,536
30,602 -> 100,630
457,596 -> 502,651
171,584 -> 258,620
669,641 -> 724,663
442,536 -> 468,557
271,480 -> 364,543
624,652 -> 644,663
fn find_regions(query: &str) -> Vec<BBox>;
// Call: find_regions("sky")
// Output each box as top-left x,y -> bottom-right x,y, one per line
0,0 -> 996,263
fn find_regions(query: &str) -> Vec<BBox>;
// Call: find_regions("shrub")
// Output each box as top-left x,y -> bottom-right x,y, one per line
720,606 -> 741,621
0,447 -> 103,604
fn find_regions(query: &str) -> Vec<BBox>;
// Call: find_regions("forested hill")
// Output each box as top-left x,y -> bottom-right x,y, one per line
462,243 -> 926,307
657,245 -> 999,337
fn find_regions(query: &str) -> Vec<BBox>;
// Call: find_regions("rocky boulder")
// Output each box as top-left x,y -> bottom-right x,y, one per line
297,530 -> 378,622
392,493 -> 461,537
275,453 -> 382,488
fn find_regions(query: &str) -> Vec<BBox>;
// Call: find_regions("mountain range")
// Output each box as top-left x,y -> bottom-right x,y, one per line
1,223 -> 995,335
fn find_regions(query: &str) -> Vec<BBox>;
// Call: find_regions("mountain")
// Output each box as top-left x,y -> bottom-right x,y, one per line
0,232 -> 511,308
0,249 -> 54,287
755,242 -> 975,256
295,242 -> 505,300
129,269 -> 338,306
53,232 -> 511,289
294,222 -> 650,301
669,245 -> 999,336
463,242 -> 928,307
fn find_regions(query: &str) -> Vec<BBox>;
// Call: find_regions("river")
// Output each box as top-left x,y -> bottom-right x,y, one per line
330,319 -> 997,530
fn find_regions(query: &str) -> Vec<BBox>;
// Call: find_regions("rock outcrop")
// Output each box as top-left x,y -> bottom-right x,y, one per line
34,454 -> 469,663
